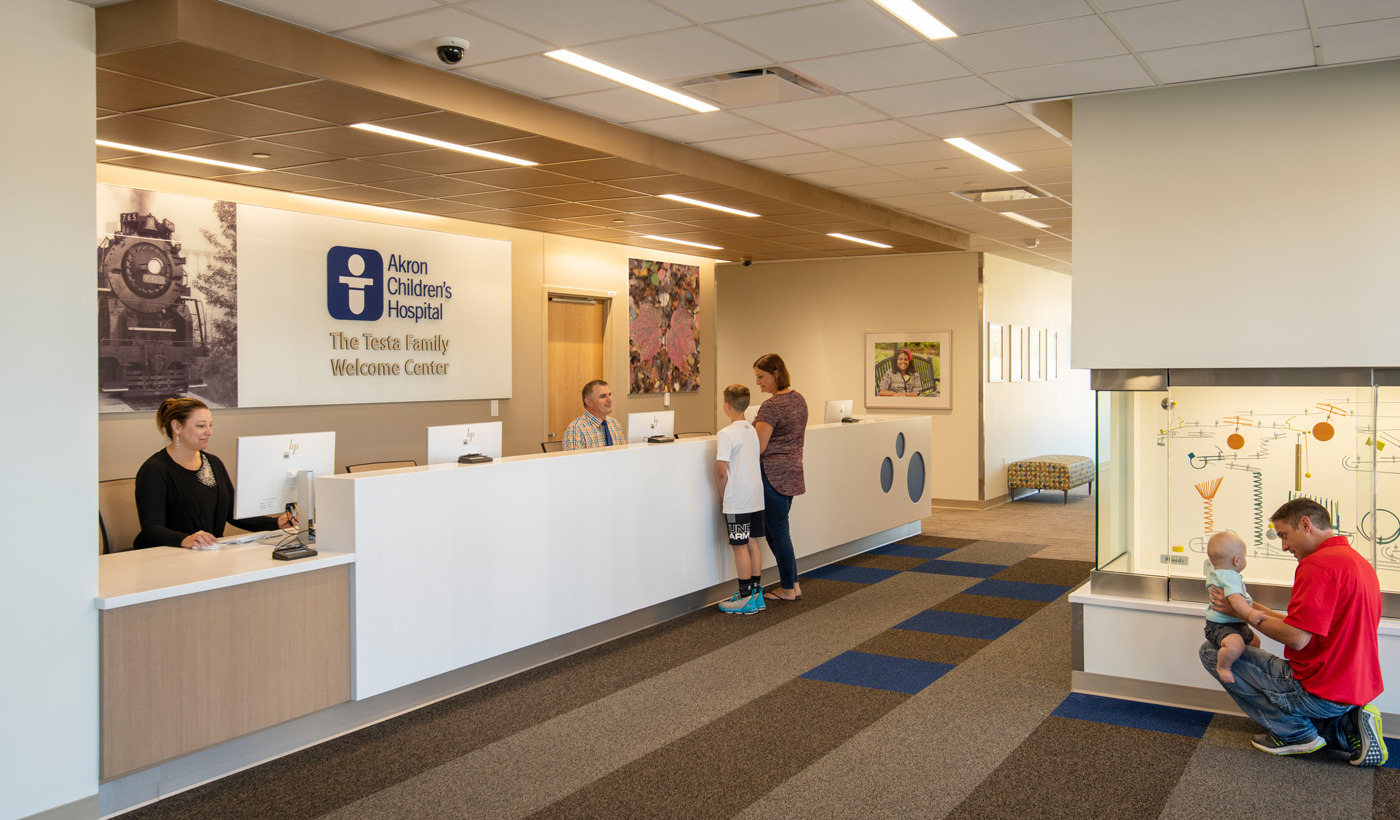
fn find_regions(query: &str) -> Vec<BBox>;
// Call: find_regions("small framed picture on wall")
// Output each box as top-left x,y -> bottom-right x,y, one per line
987,323 -> 1004,383
1010,325 -> 1024,382
1029,328 -> 1042,381
1048,331 -> 1058,380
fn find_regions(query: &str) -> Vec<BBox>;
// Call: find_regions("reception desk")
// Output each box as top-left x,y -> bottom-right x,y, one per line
318,415 -> 932,699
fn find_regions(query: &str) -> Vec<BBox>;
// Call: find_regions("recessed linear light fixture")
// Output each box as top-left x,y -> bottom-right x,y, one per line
96,139 -> 264,172
546,50 -> 718,113
350,123 -> 536,166
642,235 -> 723,250
828,233 -> 892,249
944,138 -> 1022,173
1002,211 -> 1050,229
659,194 -> 759,217
870,0 -> 957,40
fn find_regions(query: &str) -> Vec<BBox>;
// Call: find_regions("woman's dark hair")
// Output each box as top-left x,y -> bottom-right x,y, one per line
156,397 -> 209,439
753,353 -> 791,391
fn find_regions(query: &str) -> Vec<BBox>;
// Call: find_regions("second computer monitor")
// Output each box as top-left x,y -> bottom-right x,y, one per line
426,421 -> 503,464
823,399 -> 854,424
627,410 -> 674,442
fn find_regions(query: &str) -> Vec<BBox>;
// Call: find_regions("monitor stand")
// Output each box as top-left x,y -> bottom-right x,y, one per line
274,469 -> 319,560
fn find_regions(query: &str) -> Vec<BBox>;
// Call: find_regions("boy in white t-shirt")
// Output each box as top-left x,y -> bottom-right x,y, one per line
716,384 -> 766,615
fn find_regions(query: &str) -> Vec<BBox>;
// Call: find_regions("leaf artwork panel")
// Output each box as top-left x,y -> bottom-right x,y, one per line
628,258 -> 700,393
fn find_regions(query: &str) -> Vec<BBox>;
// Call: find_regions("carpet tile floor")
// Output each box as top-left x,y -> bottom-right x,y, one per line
118,528 -> 1398,820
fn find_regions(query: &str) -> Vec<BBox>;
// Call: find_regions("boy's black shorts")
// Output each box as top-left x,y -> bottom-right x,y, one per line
724,512 -> 765,546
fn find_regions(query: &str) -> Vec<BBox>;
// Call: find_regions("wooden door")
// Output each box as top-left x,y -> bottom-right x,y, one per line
547,298 -> 605,443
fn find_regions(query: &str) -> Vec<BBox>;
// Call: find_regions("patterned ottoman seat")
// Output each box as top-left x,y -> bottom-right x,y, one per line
1008,455 -> 1095,504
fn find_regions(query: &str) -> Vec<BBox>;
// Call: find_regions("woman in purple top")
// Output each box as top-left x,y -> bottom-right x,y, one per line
753,353 -> 807,601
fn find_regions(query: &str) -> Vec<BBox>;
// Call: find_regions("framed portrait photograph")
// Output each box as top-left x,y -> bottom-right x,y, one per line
987,323 -> 1004,383
1029,327 -> 1042,381
866,331 -> 951,410
1048,331 -> 1058,380
1010,325 -> 1024,382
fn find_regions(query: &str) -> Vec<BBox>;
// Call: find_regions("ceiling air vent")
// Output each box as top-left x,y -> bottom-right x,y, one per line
952,186 -> 1051,203
679,67 -> 831,107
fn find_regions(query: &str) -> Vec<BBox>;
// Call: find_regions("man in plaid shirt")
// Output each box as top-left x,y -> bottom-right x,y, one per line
563,380 -> 626,451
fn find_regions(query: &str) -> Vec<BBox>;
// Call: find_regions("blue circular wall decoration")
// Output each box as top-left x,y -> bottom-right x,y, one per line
895,432 -> 905,459
880,457 -> 894,493
907,452 -> 926,503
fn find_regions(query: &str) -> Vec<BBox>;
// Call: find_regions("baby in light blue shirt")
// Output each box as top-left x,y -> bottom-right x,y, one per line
1203,531 -> 1261,683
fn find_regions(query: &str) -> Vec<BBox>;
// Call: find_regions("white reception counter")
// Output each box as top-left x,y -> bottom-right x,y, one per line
317,415 -> 932,699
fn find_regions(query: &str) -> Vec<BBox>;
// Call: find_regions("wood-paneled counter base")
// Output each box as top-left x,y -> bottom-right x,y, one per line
101,564 -> 350,779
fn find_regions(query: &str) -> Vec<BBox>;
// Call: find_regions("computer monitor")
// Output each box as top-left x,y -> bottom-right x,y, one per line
744,402 -> 762,423
233,432 -> 336,538
426,421 -> 503,464
627,410 -> 674,442
823,399 -> 854,424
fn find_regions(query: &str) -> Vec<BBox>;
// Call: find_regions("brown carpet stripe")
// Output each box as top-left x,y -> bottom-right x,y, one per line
525,677 -> 910,820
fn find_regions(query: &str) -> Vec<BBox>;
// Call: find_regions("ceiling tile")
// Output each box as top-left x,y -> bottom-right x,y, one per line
881,157 -> 994,180
314,185 -> 422,205
656,0 -> 827,24
373,176 -> 501,197
1095,0 -> 1175,8
708,0 -> 920,62
458,0 -> 689,46
691,132 -> 826,160
933,0 -> 1098,35
511,202 -> 615,218
996,147 -> 1073,170
234,81 -> 434,125
1107,0 -> 1309,52
97,115 -> 234,151
522,157 -> 658,181
472,136 -> 609,163
617,175 -> 731,195
1011,167 -> 1073,185
291,158 -> 424,184
836,180 -> 934,199
453,167 -> 581,188
747,152 -> 868,175
463,55 -> 615,99
789,119 -> 929,150
629,112 -> 774,143
259,126 -> 410,158
905,105 -> 1036,138
552,87 -> 696,123
938,15 -> 1129,73
852,76 -> 1013,118
97,70 -> 211,112
107,155 -> 237,179
1310,0 -> 1400,27
573,27 -> 769,82
208,171 -> 343,193
231,0 -> 441,32
522,182 -> 638,200
1141,29 -> 1315,84
843,140 -> 966,164
98,42 -> 314,96
789,44 -> 969,92
372,111 -> 533,145
967,129 -> 1071,154
735,96 -> 886,131
188,139 -> 340,170
794,166 -> 906,187
986,55 -> 1156,99
1318,17 -> 1400,64
374,148 -> 509,174
339,7 -> 550,68
449,190 -> 563,208
139,99 -> 331,139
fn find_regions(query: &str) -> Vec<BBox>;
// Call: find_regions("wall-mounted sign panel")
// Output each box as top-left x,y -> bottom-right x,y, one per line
97,185 -> 511,411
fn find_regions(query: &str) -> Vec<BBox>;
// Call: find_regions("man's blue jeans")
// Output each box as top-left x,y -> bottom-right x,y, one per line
1199,642 -> 1356,751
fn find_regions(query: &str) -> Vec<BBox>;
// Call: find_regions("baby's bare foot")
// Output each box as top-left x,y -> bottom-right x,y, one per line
1218,664 -> 1236,684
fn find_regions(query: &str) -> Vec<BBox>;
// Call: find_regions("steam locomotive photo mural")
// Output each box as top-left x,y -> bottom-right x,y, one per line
98,185 -> 239,411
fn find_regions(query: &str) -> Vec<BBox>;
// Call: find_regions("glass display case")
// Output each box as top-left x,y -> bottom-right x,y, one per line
1094,369 -> 1400,594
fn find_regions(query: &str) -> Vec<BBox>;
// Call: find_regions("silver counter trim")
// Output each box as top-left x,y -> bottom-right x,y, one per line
1167,367 -> 1374,388
1090,369 -> 1167,391
1092,569 -> 1400,618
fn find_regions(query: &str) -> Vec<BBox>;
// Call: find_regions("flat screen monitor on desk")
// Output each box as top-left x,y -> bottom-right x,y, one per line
427,422 -> 503,464
823,399 -> 854,424
627,411 -> 674,442
744,403 -> 762,423
234,432 -> 335,542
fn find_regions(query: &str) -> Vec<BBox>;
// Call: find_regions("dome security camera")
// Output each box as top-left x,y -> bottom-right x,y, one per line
433,36 -> 470,65
741,258 -> 752,267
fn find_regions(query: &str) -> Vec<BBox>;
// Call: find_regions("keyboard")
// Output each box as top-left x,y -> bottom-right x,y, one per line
216,530 -> 280,546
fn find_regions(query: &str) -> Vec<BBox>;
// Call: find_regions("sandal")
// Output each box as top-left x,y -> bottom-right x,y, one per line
764,589 -> 802,602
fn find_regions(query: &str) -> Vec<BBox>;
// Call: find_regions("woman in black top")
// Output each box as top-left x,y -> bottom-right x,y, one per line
133,397 -> 293,549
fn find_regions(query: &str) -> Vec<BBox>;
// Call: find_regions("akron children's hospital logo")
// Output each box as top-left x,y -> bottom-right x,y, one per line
327,246 -> 384,321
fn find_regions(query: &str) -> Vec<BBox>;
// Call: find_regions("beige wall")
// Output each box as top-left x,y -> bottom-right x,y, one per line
97,166 -> 715,480
982,255 -> 1095,500
715,253 -> 983,503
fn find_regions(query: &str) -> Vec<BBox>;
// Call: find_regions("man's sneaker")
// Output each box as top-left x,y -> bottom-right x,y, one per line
1352,704 -> 1388,767
719,592 -> 762,615
1251,733 -> 1326,755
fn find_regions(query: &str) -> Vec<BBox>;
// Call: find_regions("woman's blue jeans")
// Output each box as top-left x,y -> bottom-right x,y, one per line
1199,642 -> 1356,749
761,471 -> 797,590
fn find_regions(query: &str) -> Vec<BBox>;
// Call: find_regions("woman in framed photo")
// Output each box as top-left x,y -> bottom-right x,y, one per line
877,348 -> 922,397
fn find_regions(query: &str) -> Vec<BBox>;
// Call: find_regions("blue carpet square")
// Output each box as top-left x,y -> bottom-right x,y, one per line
895,609 -> 1020,640
908,559 -> 1006,578
801,650 -> 954,694
870,543 -> 957,560
964,578 -> 1072,602
801,564 -> 901,585
1052,693 -> 1214,739
1382,740 -> 1399,768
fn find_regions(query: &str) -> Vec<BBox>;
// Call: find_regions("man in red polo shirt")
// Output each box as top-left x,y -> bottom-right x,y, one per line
1200,497 -> 1386,764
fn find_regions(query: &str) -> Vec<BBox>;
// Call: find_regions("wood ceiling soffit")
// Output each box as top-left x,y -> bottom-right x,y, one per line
97,69 -> 210,112
95,0 -> 968,253
140,99 -> 332,139
260,126 -> 419,158
185,139 -> 340,170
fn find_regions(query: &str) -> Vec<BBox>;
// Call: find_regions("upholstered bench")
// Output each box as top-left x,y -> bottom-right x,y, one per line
1008,455 -> 1095,504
